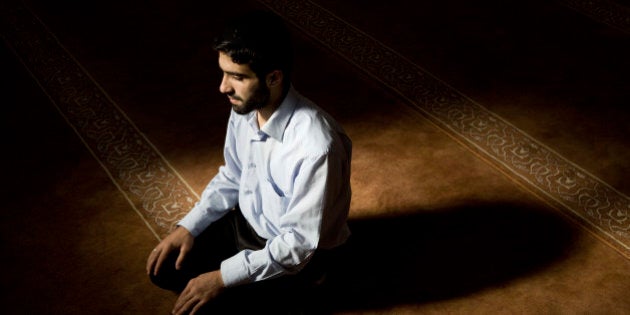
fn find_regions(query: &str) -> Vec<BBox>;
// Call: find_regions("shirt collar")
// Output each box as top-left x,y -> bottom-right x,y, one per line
259,86 -> 298,142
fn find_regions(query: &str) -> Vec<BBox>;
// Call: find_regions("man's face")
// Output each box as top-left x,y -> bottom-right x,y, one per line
218,52 -> 270,115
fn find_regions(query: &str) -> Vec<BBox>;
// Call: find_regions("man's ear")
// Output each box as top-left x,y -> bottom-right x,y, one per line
266,70 -> 283,87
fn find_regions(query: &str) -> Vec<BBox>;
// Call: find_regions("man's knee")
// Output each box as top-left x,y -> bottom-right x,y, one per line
148,251 -> 190,292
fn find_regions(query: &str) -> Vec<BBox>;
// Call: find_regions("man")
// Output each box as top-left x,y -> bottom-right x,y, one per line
146,10 -> 352,314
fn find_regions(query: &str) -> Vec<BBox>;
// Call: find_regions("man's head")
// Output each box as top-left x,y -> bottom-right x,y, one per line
213,10 -> 293,115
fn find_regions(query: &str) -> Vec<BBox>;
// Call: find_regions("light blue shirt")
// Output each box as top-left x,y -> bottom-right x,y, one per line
178,87 -> 352,287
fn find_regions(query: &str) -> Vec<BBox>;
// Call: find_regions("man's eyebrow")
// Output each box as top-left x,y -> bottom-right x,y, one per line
223,70 -> 250,77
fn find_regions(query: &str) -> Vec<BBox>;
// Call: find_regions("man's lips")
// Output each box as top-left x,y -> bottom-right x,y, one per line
228,96 -> 241,104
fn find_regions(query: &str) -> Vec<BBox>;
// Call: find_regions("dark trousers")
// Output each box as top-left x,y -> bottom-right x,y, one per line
149,207 -> 337,312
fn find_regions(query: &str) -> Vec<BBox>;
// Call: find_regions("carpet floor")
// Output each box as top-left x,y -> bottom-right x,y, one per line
1,0 -> 629,313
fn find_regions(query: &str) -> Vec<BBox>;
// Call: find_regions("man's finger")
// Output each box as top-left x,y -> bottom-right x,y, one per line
173,286 -> 193,315
146,248 -> 158,275
189,302 -> 203,315
175,248 -> 188,270
154,249 -> 169,276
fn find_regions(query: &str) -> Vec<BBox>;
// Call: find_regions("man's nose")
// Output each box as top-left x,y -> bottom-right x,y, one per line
219,76 -> 232,94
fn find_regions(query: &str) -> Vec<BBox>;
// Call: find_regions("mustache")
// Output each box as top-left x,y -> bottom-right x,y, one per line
226,92 -> 242,101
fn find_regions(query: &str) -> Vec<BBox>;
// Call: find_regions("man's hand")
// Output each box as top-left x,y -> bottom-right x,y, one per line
146,226 -> 195,276
172,270 -> 225,315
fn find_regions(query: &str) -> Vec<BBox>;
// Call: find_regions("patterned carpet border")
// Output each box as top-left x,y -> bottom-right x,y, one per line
558,0 -> 630,34
256,0 -> 630,257
1,1 -> 195,239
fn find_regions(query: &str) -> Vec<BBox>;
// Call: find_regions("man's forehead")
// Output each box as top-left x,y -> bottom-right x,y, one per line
218,52 -> 254,75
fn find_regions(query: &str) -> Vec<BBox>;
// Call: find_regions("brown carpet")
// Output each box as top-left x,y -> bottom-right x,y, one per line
1,0 -> 629,313
1,42 -> 175,314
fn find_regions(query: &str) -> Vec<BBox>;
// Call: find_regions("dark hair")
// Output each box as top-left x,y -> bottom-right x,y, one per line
213,10 -> 293,92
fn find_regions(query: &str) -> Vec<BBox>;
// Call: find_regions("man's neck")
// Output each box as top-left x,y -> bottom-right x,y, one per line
256,87 -> 286,129
256,104 -> 277,129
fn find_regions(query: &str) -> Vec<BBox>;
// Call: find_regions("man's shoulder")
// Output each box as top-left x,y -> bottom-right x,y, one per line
285,96 -> 347,156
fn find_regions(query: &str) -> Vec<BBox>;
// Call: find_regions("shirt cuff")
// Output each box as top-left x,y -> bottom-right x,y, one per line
220,251 -> 251,288
177,209 -> 209,237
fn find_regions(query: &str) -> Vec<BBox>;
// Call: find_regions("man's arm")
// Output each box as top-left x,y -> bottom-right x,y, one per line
220,150 -> 348,287
178,112 -> 243,236
146,112 -> 244,313
146,112 -> 242,274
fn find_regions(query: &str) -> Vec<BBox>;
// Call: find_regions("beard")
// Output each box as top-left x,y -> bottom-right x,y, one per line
230,83 -> 270,115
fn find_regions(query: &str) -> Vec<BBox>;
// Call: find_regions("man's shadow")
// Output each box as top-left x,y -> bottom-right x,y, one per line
315,202 -> 579,311
212,202 -> 578,314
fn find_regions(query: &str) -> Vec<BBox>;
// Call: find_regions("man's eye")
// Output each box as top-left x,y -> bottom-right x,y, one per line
233,75 -> 244,81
